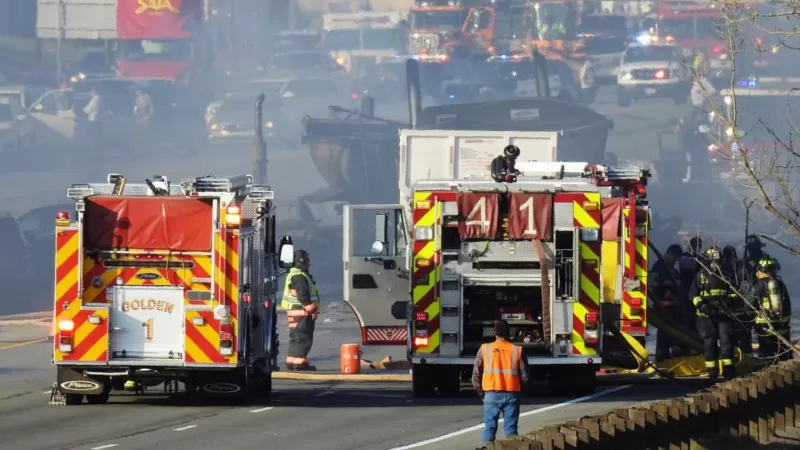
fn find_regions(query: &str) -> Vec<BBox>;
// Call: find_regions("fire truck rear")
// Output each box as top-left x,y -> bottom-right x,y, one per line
51,174 -> 292,405
343,160 -> 651,397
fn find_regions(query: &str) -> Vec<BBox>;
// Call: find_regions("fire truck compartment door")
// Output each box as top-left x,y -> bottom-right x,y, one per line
343,204 -> 408,343
110,286 -> 185,360
462,274 -> 542,287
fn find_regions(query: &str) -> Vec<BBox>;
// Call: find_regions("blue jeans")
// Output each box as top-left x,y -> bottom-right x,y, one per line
482,391 -> 520,444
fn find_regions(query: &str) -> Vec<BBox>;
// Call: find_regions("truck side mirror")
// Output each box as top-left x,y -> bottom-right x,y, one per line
375,213 -> 388,245
279,243 -> 294,268
280,234 -> 294,269
371,241 -> 386,256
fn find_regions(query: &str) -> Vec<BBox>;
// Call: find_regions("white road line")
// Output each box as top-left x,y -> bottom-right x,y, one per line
314,390 -> 335,397
387,385 -> 633,450
249,406 -> 275,413
90,445 -> 118,450
173,425 -> 197,432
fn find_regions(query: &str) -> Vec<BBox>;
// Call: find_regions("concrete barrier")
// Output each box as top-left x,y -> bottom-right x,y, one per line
486,360 -> 800,449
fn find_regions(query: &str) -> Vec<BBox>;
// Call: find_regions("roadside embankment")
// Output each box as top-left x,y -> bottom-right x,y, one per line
486,360 -> 800,449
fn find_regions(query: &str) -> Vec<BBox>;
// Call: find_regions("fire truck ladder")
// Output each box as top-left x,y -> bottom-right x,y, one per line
516,161 -> 650,182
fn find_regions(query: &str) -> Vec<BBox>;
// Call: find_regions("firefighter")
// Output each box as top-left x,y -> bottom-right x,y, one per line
690,246 -> 738,381
280,249 -> 321,371
750,258 -> 792,361
744,235 -> 779,286
491,144 -> 521,182
650,244 -> 685,361
678,237 -> 703,329
723,245 -> 753,354
693,51 -> 708,77
472,320 -> 531,447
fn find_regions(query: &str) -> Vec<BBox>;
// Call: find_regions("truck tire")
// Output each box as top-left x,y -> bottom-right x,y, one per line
64,394 -> 84,405
412,364 -> 435,397
573,367 -> 597,395
436,366 -> 461,397
86,392 -> 110,405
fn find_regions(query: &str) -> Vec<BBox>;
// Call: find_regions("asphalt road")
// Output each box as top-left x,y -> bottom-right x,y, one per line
0,310 -> 700,450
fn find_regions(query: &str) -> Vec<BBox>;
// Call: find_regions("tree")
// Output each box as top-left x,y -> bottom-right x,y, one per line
685,0 -> 799,361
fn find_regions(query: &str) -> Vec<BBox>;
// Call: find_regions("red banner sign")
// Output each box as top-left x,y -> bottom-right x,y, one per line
507,193 -> 553,240
117,0 -> 199,39
458,193 -> 500,239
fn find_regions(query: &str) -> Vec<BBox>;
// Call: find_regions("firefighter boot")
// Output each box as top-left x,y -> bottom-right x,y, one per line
288,363 -> 317,371
704,361 -> 719,383
721,364 -> 736,380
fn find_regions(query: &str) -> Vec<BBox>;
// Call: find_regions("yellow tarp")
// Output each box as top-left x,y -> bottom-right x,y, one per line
601,240 -> 619,302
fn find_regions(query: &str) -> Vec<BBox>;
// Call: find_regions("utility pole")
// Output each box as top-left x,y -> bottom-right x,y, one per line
56,0 -> 65,84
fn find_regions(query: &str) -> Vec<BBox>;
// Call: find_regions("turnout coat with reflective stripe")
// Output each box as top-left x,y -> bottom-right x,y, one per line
480,340 -> 522,392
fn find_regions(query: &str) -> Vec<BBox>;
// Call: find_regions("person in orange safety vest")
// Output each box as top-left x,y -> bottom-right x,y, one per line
472,320 -> 531,447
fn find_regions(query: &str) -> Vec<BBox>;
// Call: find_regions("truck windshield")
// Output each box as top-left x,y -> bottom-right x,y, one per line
408,10 -> 464,30
534,3 -> 576,40
322,29 -> 404,50
625,46 -> 676,62
118,39 -> 192,61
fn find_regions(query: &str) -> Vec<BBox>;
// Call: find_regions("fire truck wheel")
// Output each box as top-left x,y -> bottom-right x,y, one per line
86,392 -> 110,405
436,366 -> 460,397
248,372 -> 272,398
64,394 -> 84,405
411,364 -> 435,397
183,380 -> 198,395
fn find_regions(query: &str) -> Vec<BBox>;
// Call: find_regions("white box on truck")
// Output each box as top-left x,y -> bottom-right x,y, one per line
37,0 -> 117,40
398,129 -> 559,208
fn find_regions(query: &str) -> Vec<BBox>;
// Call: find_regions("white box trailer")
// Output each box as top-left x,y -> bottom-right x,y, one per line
37,0 -> 117,40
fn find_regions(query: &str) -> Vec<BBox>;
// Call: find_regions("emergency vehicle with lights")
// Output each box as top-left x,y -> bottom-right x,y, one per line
340,127 -> 651,396
50,173 -> 294,405
616,42 -> 686,107
406,0 -> 480,60
637,1 -> 729,77
321,11 -> 405,73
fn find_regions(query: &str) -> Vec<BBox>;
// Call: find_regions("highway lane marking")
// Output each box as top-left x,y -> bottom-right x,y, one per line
314,390 -> 335,397
90,445 -> 118,450
0,338 -> 46,351
387,384 -> 633,449
173,425 -> 197,431
249,406 -> 275,413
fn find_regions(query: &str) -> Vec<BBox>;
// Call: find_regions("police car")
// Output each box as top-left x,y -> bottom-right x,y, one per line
616,42 -> 687,107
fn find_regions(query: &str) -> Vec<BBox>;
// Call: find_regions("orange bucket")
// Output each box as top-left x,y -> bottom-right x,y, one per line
340,343 -> 362,374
